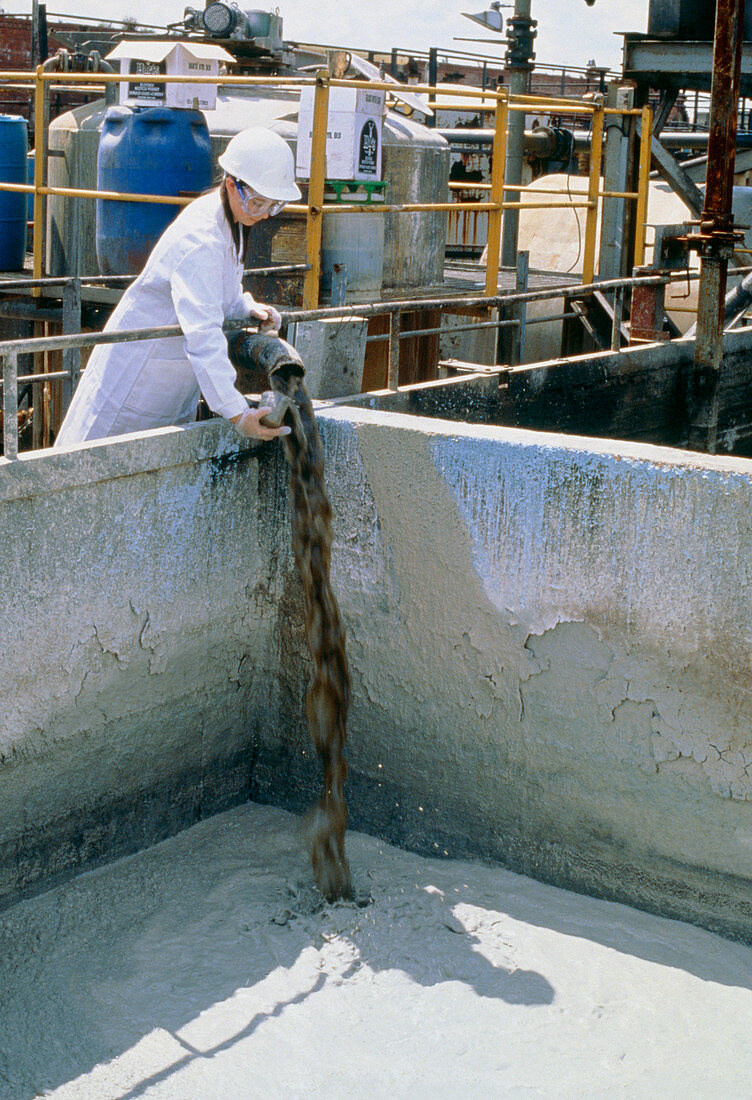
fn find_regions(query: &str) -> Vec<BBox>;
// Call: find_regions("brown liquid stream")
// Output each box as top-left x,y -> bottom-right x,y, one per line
266,373 -> 353,902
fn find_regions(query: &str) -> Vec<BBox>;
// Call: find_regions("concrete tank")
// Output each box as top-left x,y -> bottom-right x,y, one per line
46,82 -> 450,297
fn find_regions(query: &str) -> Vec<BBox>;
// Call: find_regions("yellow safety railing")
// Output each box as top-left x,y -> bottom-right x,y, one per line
0,66 -> 653,311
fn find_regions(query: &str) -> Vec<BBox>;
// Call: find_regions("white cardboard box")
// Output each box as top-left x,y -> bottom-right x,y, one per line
105,40 -> 234,111
296,86 -> 385,181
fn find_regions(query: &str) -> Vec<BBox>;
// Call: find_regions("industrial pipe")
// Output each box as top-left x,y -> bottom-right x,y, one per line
685,269 -> 752,337
438,127 -> 752,153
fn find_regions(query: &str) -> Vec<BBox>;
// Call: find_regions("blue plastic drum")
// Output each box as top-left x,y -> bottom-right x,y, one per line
0,115 -> 29,272
96,106 -> 212,276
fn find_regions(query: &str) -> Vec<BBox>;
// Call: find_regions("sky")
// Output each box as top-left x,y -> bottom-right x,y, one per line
0,0 -> 649,72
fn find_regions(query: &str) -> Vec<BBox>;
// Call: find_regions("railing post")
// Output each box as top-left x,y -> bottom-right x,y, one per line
3,353 -> 19,460
513,249 -> 529,365
388,312 -> 401,389
32,65 -> 48,289
61,277 -> 81,413
633,105 -> 653,269
484,92 -> 507,297
582,98 -> 604,286
302,69 -> 330,311
611,285 -> 624,350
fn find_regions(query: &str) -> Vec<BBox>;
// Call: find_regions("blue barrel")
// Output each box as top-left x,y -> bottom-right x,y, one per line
0,116 -> 28,272
96,106 -> 212,276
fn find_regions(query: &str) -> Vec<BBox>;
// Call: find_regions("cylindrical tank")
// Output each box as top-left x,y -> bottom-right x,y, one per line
0,115 -> 28,272
96,105 -> 212,275
380,113 -> 450,291
647,0 -> 752,39
320,205 -> 385,297
482,174 -> 752,362
47,98 -> 111,276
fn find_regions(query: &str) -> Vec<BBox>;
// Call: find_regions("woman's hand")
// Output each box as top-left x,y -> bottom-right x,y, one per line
230,407 -> 291,441
247,303 -> 283,333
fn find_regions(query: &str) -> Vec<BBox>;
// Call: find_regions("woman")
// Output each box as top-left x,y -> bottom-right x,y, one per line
55,126 -> 300,447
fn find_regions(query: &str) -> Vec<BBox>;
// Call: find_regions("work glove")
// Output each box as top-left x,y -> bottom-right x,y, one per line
246,302 -> 283,334
230,406 -> 291,441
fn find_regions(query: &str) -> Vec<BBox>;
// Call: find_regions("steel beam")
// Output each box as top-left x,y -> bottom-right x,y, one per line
623,34 -> 752,97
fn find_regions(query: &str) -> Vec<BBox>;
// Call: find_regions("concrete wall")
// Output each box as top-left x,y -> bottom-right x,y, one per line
0,425 -> 291,905
4,411 -> 752,940
349,325 -> 752,457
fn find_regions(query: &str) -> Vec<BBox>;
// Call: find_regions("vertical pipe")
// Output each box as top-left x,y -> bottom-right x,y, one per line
582,100 -> 604,285
611,286 -> 623,350
633,105 -> 652,269
427,47 -> 437,128
387,312 -> 400,389
501,0 -> 535,270
485,93 -> 508,297
3,353 -> 19,460
61,277 -> 81,415
690,0 -> 745,454
302,70 -> 330,312
600,84 -> 634,281
38,3 -> 48,63
513,249 -> 529,365
32,65 -> 45,285
31,0 -> 40,68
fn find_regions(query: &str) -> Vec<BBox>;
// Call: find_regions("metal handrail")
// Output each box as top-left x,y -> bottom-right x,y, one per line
8,265 -> 752,460
0,271 -> 675,460
4,65 -> 652,311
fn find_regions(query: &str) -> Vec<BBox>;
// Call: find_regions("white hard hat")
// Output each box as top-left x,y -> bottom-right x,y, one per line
218,127 -> 301,202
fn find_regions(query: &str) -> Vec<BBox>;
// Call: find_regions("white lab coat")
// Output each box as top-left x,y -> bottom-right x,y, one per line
55,189 -> 256,446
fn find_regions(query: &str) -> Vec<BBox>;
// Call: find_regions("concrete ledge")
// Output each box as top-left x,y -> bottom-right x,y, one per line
0,419 -> 258,503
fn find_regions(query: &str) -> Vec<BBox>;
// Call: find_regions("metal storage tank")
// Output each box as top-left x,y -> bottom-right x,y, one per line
46,98 -> 112,277
0,115 -> 28,272
268,108 -> 450,299
380,112 -> 450,292
320,204 -> 385,298
96,105 -> 212,275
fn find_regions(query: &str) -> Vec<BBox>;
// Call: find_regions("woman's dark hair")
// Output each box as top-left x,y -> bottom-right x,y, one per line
220,177 -> 250,257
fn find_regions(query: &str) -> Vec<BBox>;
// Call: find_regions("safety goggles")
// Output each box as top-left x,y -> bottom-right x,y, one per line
233,178 -> 286,218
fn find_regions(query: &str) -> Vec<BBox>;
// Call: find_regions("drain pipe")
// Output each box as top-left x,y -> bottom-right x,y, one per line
227,331 -> 306,395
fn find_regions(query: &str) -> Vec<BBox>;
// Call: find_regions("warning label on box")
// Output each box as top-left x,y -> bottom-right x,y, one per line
128,59 -> 166,104
358,119 -> 379,175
